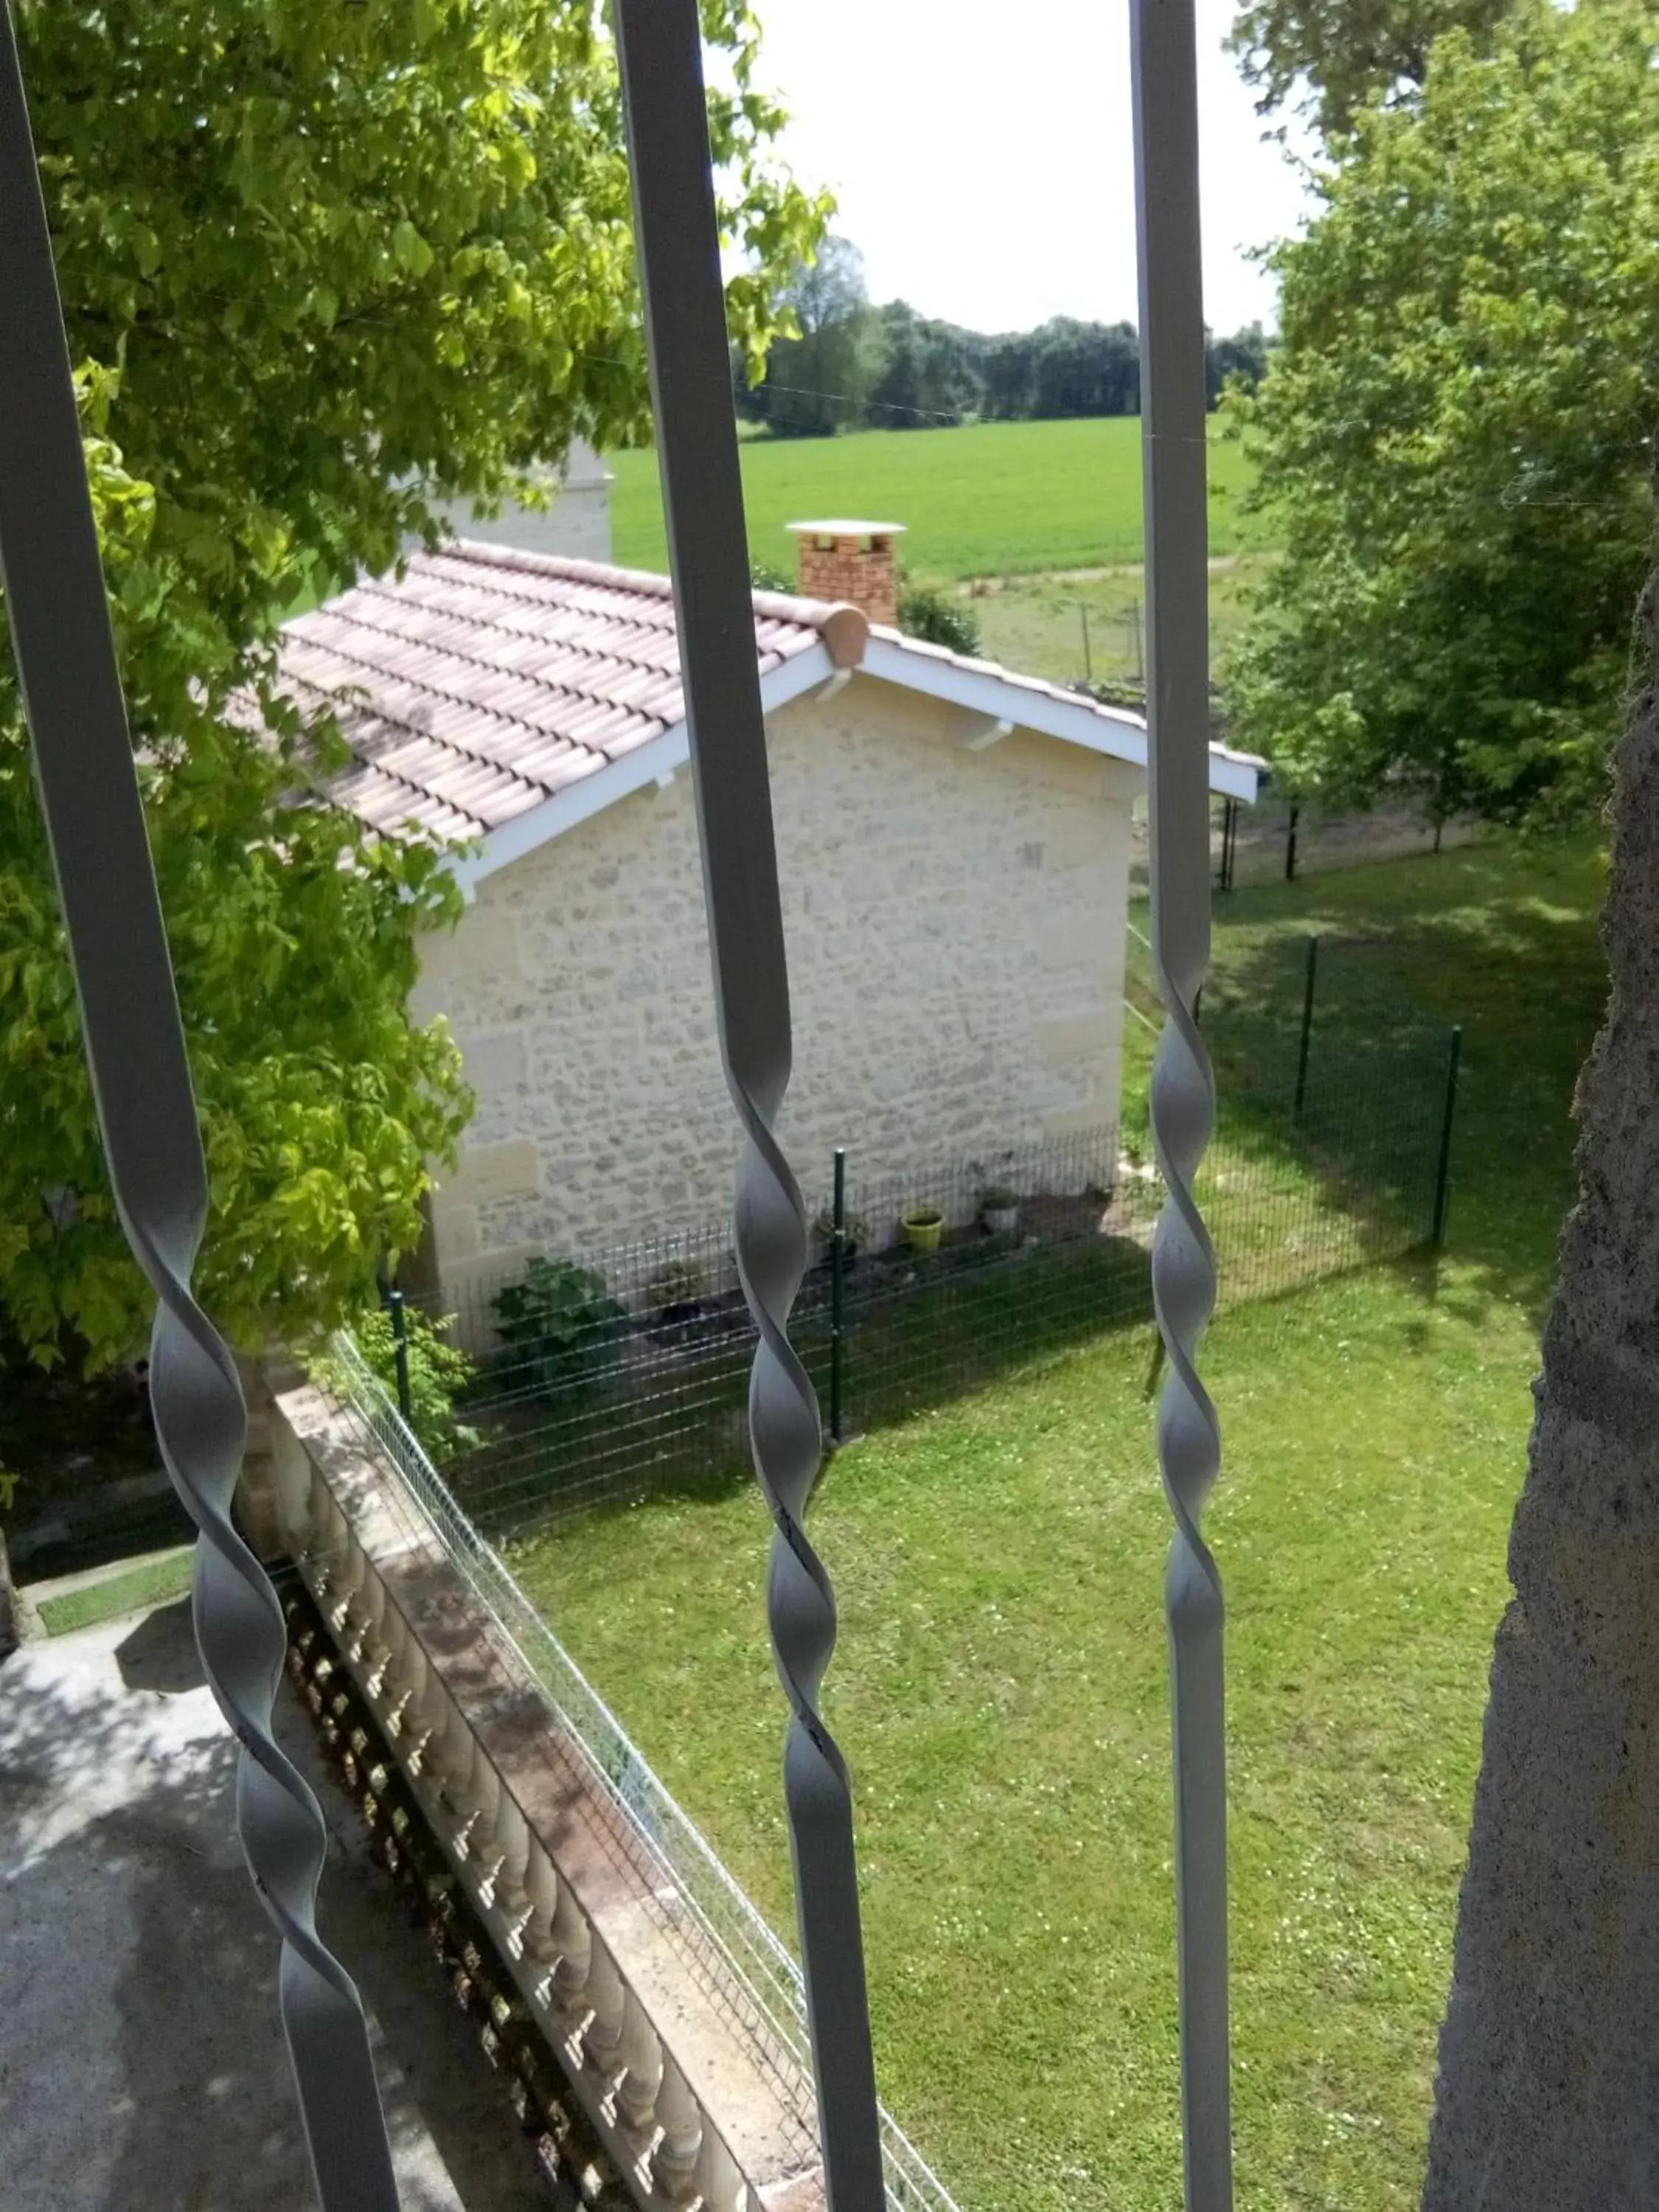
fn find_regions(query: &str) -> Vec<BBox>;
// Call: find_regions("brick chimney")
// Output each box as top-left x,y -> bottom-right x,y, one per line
786,520 -> 906,628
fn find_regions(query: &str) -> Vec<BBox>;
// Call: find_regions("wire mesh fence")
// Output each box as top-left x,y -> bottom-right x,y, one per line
316,1332 -> 961,2212
378,980 -> 1459,1538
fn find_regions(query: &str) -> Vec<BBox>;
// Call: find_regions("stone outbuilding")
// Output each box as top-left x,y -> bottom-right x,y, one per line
278,526 -> 1260,1309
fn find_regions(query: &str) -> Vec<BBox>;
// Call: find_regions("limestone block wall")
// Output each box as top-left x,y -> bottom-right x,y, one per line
411,678 -> 1135,1310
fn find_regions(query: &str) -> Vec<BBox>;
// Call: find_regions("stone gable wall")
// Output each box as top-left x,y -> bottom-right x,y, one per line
411,678 -> 1135,1308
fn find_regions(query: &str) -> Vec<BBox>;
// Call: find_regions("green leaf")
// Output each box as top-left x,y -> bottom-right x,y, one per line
392,218 -> 434,279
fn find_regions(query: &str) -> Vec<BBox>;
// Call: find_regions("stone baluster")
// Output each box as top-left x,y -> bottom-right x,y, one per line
373,1601 -> 417,1727
327,1526 -> 370,1646
292,1467 -> 321,1564
362,1581 -> 398,1686
303,1482 -> 347,1601
408,1655 -> 456,1784
350,1559 -> 389,1677
547,1876 -> 592,2015
650,2051 -> 703,2202
519,1837 -> 560,1966
582,1941 -> 627,2084
613,1992 -> 663,2138
467,1747 -> 504,1882
422,1673 -> 467,1799
437,1716 -> 485,1856
269,1421 -> 313,1558
489,1785 -> 533,1938
692,2124 -> 748,2212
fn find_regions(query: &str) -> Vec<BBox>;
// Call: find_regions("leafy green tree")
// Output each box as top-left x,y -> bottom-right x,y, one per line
982,335 -> 1038,421
1228,0 -> 1512,136
1,0 -> 825,1370
1227,0 -> 1659,828
1030,319 -> 1141,419
1206,322 -> 1270,406
737,234 -> 886,436
868,302 -> 980,428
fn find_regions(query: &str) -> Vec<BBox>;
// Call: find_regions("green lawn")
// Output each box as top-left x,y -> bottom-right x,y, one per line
36,1547 -> 194,1635
508,835 -> 1607,2211
609,417 -> 1268,583
973,552 -> 1275,689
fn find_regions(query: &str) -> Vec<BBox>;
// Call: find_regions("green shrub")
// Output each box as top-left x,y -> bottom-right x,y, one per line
314,1305 -> 479,1462
490,1257 -> 628,1395
896,571 -> 981,656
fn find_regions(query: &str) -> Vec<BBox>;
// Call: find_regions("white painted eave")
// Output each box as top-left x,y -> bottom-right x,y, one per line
859,635 -> 1262,803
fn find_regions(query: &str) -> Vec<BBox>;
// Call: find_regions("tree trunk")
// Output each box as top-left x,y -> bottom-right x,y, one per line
1423,608 -> 1659,2208
0,1527 -> 16,1661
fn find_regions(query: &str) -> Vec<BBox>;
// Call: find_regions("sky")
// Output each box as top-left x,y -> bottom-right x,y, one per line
748,0 -> 1315,335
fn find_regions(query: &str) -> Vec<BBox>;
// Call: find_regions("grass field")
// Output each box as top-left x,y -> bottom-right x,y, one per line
36,1548 -> 193,1636
507,835 -> 1607,2211
609,417 -> 1268,582
973,552 -> 1273,687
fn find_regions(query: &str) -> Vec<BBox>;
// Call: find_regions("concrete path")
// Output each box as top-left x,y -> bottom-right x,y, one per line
0,1596 -> 555,2212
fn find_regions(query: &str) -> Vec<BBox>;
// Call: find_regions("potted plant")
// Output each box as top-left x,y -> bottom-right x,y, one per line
978,1182 -> 1020,1236
901,1204 -> 945,1254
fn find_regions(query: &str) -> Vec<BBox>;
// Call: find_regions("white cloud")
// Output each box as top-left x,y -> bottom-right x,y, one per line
751,0 -> 1313,333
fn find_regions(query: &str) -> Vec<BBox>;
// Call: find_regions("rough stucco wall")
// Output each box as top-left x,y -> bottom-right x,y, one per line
432,437 -> 613,563
1421,650 -> 1659,2209
413,678 -> 1135,1301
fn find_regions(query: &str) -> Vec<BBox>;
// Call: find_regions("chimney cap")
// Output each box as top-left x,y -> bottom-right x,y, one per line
786,518 -> 908,543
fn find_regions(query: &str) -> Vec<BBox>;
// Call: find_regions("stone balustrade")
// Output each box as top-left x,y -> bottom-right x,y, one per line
262,1380 -> 829,2212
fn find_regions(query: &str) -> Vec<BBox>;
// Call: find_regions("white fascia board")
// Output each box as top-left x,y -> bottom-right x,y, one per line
1205,749 -> 1264,804
449,640 -> 839,896
858,635 -> 1260,803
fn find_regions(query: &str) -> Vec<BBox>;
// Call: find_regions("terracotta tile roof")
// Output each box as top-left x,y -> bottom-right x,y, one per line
281,539 -> 1264,849
280,542 -> 863,844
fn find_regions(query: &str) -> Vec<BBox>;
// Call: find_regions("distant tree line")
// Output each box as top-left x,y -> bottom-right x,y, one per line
734,237 -> 1270,437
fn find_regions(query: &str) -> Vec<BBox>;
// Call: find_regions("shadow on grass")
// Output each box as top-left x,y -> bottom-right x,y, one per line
1195,836 -> 1610,1327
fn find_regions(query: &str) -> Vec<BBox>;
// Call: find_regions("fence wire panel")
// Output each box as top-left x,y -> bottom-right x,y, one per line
394,1017 -> 1453,1539
319,1334 -> 960,2212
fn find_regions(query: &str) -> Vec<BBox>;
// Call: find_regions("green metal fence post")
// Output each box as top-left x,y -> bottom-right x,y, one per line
1432,1025 -> 1464,1249
1293,933 -> 1319,1120
385,1283 -> 412,1427
1079,602 -> 1093,684
1285,800 -> 1301,882
830,1146 -> 846,1446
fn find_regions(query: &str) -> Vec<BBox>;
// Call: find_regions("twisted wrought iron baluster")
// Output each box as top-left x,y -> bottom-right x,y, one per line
0,18 -> 398,2208
1130,0 -> 1233,2204
613,4 -> 885,2202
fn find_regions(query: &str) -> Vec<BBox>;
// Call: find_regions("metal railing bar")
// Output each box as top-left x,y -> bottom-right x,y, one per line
0,17 -> 397,2207
613,4 -> 885,2201
1130,0 -> 1234,2202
